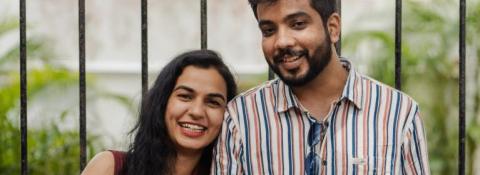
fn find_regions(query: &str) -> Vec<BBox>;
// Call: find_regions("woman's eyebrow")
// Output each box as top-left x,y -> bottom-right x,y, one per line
173,85 -> 194,92
207,93 -> 226,102
174,85 -> 226,102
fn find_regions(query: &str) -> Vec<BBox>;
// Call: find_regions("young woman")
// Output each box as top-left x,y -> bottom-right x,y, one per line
82,50 -> 237,175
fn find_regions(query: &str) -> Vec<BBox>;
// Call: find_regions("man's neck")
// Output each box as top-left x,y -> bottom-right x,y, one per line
292,55 -> 348,121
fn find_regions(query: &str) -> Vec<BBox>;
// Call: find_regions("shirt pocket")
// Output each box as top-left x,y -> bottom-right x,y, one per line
349,144 -> 394,174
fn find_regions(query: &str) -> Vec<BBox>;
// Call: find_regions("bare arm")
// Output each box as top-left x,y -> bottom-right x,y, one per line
81,151 -> 115,175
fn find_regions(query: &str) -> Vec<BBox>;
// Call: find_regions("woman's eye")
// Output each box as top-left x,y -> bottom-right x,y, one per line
207,99 -> 223,108
177,94 -> 192,101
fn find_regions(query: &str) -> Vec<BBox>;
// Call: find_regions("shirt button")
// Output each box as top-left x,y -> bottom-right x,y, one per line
322,160 -> 327,166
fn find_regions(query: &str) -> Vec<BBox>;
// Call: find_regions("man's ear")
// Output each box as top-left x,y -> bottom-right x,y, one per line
327,13 -> 341,43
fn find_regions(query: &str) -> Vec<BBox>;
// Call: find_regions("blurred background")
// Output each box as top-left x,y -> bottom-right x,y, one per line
0,0 -> 479,174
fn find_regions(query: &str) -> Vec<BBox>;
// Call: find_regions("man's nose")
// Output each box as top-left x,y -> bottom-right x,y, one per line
274,28 -> 295,50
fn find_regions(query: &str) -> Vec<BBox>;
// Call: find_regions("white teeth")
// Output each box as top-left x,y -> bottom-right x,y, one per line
283,56 -> 301,63
180,123 -> 207,131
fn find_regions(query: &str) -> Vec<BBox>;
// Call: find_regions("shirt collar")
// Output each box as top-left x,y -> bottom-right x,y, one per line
339,59 -> 363,110
275,59 -> 363,113
274,79 -> 300,113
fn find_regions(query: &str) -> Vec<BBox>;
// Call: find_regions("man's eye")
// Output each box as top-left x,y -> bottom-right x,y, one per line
261,28 -> 275,37
292,21 -> 306,29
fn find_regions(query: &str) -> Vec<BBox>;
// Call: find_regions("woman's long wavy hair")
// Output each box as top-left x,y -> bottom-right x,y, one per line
122,50 -> 237,175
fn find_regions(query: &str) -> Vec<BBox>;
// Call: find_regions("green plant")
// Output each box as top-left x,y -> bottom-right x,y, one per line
0,68 -> 103,174
0,17 -> 133,174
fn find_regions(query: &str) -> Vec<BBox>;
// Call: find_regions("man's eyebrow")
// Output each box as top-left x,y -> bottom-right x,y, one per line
258,11 -> 310,27
283,11 -> 310,22
258,20 -> 274,27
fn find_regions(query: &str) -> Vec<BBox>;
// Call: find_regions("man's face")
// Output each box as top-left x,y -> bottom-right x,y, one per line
256,0 -> 333,86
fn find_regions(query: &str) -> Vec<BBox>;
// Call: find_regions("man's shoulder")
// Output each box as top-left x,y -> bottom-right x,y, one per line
357,72 -> 418,107
228,79 -> 279,104
224,79 -> 279,127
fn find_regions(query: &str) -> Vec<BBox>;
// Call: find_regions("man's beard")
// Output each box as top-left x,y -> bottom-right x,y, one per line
268,34 -> 332,87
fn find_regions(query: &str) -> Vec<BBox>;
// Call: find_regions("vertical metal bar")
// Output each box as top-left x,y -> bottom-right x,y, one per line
395,0 -> 402,90
141,0 -> 148,96
268,69 -> 274,80
459,0 -> 466,174
201,0 -> 207,49
78,0 -> 87,171
19,0 -> 28,174
335,0 -> 341,55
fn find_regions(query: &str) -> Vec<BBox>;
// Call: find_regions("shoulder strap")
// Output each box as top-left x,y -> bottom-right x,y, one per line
108,150 -> 126,175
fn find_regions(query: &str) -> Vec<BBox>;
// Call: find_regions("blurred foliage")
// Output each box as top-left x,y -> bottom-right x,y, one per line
237,72 -> 269,92
0,17 -> 132,174
343,0 -> 480,174
0,67 -> 103,174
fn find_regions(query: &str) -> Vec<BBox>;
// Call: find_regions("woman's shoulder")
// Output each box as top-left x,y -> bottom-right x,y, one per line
81,151 -> 116,175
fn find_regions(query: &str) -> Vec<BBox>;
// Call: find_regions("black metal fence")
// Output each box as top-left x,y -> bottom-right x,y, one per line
17,0 -> 467,174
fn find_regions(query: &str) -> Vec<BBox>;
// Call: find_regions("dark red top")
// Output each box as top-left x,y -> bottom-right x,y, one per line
108,150 -> 126,175
107,150 -> 200,175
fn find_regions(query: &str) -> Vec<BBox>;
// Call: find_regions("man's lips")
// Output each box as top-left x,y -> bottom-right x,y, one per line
273,49 -> 307,64
278,55 -> 304,70
281,55 -> 302,63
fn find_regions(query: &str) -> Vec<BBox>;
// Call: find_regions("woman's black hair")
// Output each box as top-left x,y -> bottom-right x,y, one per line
122,49 -> 237,175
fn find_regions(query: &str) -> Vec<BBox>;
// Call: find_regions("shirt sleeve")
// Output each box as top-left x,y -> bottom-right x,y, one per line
211,108 -> 243,175
401,105 -> 431,175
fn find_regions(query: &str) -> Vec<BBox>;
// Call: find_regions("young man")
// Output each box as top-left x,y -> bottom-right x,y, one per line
213,0 -> 430,174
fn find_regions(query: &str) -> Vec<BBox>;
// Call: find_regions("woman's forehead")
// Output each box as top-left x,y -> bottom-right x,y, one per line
175,66 -> 227,96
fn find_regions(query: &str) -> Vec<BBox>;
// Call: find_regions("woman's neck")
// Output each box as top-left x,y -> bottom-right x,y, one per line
174,149 -> 203,175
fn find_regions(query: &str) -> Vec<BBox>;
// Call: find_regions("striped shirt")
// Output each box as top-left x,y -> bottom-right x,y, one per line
212,60 -> 430,175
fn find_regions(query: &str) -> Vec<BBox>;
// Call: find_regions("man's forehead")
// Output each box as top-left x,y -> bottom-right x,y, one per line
256,0 -> 311,7
256,0 -> 314,19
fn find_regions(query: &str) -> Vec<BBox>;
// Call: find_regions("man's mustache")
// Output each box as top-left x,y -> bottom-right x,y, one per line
273,48 -> 308,63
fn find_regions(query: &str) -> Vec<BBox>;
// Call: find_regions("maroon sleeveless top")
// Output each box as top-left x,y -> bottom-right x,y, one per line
107,150 -> 200,175
108,150 -> 126,175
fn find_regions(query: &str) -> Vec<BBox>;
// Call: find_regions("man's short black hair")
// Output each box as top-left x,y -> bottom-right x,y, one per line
248,0 -> 337,25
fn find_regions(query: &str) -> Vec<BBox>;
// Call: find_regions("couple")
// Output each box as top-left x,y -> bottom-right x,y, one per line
83,0 -> 430,174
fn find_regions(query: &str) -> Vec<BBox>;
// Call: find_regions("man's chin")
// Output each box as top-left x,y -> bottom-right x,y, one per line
269,65 -> 310,86
278,74 -> 310,87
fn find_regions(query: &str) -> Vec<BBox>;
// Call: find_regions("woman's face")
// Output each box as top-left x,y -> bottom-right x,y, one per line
165,65 -> 228,154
